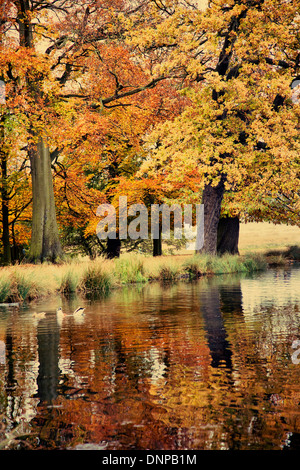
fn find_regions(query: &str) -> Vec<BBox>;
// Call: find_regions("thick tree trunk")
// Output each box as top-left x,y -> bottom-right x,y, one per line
28,137 -> 63,263
198,177 -> 225,255
0,115 -> 11,265
217,216 -> 240,255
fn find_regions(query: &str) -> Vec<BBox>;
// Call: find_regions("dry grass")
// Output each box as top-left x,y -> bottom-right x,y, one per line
0,259 -> 112,302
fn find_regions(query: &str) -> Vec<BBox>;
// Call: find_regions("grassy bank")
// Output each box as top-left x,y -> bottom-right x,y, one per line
0,250 -> 288,304
1,220 -> 299,305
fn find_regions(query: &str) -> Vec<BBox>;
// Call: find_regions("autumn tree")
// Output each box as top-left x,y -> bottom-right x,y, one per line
0,62 -> 32,264
0,0 -> 174,263
2,0 -> 299,262
46,37 -> 183,258
133,0 -> 300,255
1,0 -> 200,262
0,108 -> 32,264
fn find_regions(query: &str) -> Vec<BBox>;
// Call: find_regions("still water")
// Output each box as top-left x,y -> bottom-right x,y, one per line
0,266 -> 300,450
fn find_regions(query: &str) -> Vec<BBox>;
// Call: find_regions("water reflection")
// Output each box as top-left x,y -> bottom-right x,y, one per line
0,267 -> 300,449
36,317 -> 60,404
200,284 -> 233,369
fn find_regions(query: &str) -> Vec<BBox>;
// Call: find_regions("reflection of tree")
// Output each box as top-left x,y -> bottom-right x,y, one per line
36,317 -> 60,404
4,330 -> 18,427
200,285 -> 233,369
5,331 -> 17,393
219,283 -> 244,317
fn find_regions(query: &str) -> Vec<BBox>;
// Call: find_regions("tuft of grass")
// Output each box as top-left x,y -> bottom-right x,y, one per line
143,255 -> 184,281
158,264 -> 180,282
113,255 -> 147,284
59,270 -> 80,294
265,255 -> 286,266
14,273 -> 37,301
80,262 -> 112,295
264,244 -> 300,263
239,254 -> 268,272
0,277 -> 11,303
3,272 -> 39,302
184,259 -> 201,279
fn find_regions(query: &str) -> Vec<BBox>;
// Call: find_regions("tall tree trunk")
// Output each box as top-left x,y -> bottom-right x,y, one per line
217,216 -> 240,255
198,177 -> 225,255
28,137 -> 63,263
17,1 -> 63,263
0,115 -> 11,265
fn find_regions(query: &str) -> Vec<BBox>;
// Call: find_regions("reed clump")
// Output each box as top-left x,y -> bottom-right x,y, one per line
59,270 -> 80,294
143,256 -> 183,281
113,255 -> 147,284
0,276 -> 11,303
158,264 -> 180,282
79,260 -> 112,295
0,270 -> 39,302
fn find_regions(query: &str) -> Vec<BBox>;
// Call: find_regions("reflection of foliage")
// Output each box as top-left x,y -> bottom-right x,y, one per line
1,278 -> 300,449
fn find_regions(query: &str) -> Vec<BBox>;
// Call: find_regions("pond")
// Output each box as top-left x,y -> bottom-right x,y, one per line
0,265 -> 300,450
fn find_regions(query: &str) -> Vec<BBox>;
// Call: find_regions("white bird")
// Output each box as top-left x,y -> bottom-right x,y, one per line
73,307 -> 85,324
56,306 -> 85,325
56,307 -> 66,326
73,307 -> 85,316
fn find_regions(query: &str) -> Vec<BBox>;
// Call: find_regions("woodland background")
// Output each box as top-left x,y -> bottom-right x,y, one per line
1,0 -> 300,265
